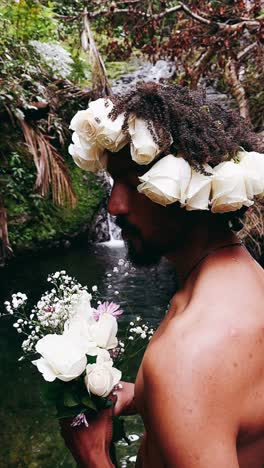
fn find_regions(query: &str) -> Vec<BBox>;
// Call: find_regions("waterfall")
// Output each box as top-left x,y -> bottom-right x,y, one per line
90,173 -> 123,247
103,178 -> 123,247
104,213 -> 124,248
112,59 -> 176,94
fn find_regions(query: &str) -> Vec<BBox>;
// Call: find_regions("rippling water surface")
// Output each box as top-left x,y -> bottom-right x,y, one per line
0,243 -> 177,467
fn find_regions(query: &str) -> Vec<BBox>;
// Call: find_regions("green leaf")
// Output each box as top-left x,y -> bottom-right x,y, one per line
104,399 -> 114,408
40,381 -> 63,405
63,390 -> 79,408
87,355 -> 97,364
80,394 -> 97,411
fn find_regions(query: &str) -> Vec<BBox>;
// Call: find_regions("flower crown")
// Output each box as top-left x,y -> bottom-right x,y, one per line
69,98 -> 264,213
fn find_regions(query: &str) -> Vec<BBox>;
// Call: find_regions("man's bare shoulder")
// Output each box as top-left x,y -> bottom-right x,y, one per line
144,254 -> 264,405
193,247 -> 264,311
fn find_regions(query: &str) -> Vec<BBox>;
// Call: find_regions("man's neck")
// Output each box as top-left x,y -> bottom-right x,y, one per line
165,221 -> 239,288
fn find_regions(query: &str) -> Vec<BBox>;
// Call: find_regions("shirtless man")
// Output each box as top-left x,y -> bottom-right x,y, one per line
62,83 -> 264,467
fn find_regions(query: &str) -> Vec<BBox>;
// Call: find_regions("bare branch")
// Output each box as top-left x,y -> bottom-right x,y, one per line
224,57 -> 250,121
153,5 -> 182,19
190,47 -> 216,89
178,2 -> 211,25
217,20 -> 260,32
178,3 -> 260,32
237,41 -> 259,62
55,2 -> 261,34
116,0 -> 140,4
89,7 -> 130,18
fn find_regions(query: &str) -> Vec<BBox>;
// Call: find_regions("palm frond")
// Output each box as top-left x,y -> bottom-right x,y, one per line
82,9 -> 112,98
20,120 -> 76,207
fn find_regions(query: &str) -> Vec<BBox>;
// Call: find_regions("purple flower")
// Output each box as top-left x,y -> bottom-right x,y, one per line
93,301 -> 123,321
71,413 -> 89,428
43,306 -> 55,313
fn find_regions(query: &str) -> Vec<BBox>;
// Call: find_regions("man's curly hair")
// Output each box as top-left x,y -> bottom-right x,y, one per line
110,81 -> 258,171
108,81 -> 261,231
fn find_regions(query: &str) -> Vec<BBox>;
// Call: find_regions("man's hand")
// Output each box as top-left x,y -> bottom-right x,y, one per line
60,404 -> 116,468
111,381 -> 137,417
60,382 -> 137,467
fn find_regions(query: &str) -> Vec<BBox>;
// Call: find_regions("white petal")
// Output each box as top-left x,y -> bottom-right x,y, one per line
185,166 -> 213,211
211,160 -> 252,212
90,314 -> 118,349
35,334 -> 87,376
129,118 -> 160,165
138,155 -> 191,205
88,98 -> 113,116
58,356 -> 87,382
96,349 -> 112,363
239,150 -> 264,198
32,358 -> 57,382
111,367 -> 122,388
138,178 -> 181,206
96,114 -> 127,152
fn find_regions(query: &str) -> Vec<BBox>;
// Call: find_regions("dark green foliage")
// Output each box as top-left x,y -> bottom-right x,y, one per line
3,154 -> 104,251
0,1 -> 106,257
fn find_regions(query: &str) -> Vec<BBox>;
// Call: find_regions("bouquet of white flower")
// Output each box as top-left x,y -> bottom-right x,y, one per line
3,270 -> 154,431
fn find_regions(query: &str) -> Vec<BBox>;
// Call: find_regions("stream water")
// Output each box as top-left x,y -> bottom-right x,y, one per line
0,242 -> 177,467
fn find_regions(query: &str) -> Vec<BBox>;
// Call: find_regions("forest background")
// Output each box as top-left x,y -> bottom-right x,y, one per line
0,0 -> 263,267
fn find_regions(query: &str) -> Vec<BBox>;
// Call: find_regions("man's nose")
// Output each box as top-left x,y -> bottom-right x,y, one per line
108,182 -> 130,216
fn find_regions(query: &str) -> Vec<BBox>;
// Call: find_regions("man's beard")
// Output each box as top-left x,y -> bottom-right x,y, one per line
115,215 -> 163,267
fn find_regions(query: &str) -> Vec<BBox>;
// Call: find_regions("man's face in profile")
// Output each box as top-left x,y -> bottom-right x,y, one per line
107,147 -> 185,266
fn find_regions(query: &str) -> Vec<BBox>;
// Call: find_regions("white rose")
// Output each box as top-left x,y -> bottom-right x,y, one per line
96,113 -> 128,152
211,161 -> 253,213
137,154 -> 191,206
238,150 -> 264,199
129,118 -> 164,165
69,132 -> 107,173
185,165 -> 214,211
89,313 -> 118,349
32,334 -> 87,382
64,290 -> 100,355
84,353 -> 121,397
70,98 -> 113,145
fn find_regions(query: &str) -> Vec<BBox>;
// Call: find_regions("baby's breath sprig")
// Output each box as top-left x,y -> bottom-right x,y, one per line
2,271 -> 92,358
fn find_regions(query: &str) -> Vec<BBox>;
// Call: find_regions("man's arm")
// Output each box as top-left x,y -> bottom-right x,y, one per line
60,382 -> 137,467
60,407 -> 115,468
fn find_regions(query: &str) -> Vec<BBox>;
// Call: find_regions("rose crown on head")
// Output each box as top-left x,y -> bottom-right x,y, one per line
69,96 -> 264,214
